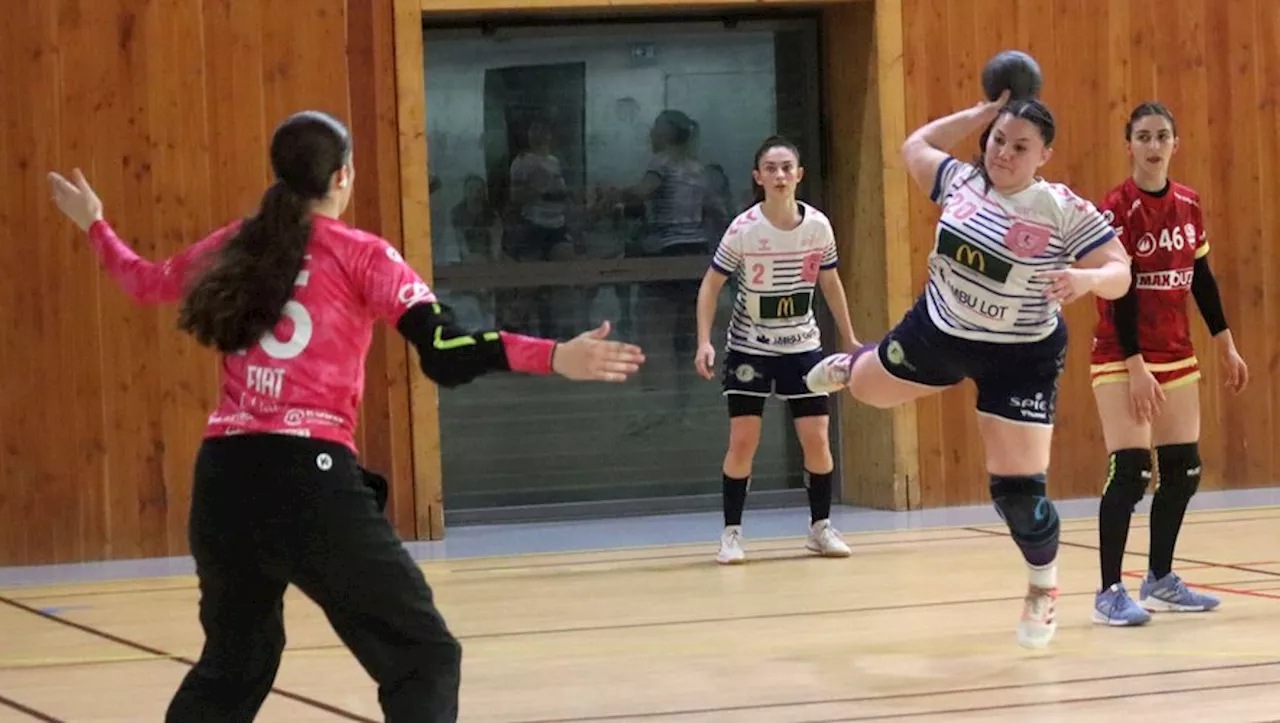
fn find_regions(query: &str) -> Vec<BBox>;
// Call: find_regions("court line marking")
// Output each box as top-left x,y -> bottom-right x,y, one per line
5,507 -> 1278,599
0,533 -> 996,601
5,574 -> 1277,671
4,531 -> 1278,721
506,660 -> 1280,722
0,692 -> 64,723
10,508 -> 1280,601
816,678 -> 1280,722
964,525 -> 1280,580
0,595 -> 373,722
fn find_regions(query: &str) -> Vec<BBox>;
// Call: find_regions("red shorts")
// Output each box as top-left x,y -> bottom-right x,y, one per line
1089,355 -> 1201,391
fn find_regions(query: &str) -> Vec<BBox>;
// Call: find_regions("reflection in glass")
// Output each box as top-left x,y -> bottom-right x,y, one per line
423,16 -> 831,516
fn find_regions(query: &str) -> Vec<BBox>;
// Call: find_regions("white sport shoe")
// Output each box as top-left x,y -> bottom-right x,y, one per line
806,519 -> 852,557
717,525 -> 746,564
805,352 -> 855,393
1016,585 -> 1059,649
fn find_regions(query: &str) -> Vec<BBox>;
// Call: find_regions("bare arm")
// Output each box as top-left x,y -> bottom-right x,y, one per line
817,268 -> 857,350
901,91 -> 1008,196
696,269 -> 728,348
1074,238 -> 1132,300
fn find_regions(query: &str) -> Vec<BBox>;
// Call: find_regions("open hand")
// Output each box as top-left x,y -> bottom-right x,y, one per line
552,321 -> 645,382
48,168 -> 104,232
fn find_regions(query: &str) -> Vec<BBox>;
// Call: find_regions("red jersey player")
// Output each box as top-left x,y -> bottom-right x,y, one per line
1088,103 -> 1248,628
48,110 -> 644,722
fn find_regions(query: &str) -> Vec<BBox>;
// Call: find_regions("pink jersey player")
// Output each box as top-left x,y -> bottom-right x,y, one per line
49,110 -> 643,723
85,215 -> 558,452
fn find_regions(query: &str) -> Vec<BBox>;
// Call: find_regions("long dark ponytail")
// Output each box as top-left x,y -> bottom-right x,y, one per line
178,111 -> 350,353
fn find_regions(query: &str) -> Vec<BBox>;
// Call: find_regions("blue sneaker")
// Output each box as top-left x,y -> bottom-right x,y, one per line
1139,572 -> 1221,612
1092,583 -> 1151,626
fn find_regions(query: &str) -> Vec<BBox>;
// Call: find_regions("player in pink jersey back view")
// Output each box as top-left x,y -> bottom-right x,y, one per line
48,110 -> 644,723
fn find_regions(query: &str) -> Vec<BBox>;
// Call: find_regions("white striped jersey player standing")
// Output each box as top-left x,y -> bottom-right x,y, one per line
694,135 -> 858,565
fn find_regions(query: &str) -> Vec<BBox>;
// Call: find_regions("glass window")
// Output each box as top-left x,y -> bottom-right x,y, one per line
422,14 -> 836,519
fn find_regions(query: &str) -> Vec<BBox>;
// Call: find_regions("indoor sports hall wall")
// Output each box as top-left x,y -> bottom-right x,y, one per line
0,0 -> 419,566
1,0 -> 1276,567
895,0 -> 1280,508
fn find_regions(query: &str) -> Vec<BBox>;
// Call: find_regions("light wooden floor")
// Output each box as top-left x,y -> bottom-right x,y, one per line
3,506 -> 1280,722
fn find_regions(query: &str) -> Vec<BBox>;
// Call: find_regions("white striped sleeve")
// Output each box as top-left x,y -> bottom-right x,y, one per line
711,225 -> 744,275
820,221 -> 838,269
929,156 -> 971,206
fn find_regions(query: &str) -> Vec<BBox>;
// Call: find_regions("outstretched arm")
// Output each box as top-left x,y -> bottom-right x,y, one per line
358,240 -> 644,387
50,168 -> 229,304
86,220 -> 233,304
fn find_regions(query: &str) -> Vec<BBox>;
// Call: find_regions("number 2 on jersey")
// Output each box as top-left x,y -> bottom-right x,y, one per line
752,263 -> 766,285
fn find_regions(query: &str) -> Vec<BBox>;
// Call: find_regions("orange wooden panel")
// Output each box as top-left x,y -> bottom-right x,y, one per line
394,0 -> 444,540
0,0 -> 411,565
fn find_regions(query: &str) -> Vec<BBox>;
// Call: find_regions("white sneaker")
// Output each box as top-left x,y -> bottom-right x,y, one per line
806,519 -> 852,557
717,526 -> 745,564
1016,585 -> 1059,649
805,352 -> 855,393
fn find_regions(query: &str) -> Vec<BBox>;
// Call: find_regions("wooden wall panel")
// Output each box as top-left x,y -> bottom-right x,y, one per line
0,0 -> 414,566
394,0 -> 443,540
823,1 -> 915,509
894,0 -> 1280,507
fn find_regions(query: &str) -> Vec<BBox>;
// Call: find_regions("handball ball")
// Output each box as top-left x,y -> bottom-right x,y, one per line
982,50 -> 1042,101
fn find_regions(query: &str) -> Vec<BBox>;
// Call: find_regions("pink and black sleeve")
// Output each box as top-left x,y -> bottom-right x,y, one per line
355,238 -> 558,387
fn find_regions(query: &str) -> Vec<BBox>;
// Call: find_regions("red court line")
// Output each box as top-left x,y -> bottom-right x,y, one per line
1188,583 -> 1280,601
1121,570 -> 1280,601
1131,560 -> 1280,573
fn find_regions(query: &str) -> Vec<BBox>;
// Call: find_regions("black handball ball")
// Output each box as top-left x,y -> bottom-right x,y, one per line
981,50 -> 1042,101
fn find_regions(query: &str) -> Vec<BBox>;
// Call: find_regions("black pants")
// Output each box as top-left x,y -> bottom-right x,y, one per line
165,435 -> 460,723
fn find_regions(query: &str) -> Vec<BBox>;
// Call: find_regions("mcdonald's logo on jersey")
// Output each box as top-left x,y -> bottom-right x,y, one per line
936,228 -> 1012,283
759,291 -> 812,319
956,244 -> 986,272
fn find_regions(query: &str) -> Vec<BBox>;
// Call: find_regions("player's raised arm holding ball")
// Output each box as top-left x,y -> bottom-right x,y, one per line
807,51 -> 1130,649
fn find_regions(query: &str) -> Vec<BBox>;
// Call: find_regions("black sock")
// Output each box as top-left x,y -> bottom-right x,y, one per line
1098,503 -> 1133,590
1150,443 -> 1201,579
806,470 -> 833,523
723,475 -> 749,527
1098,448 -> 1152,590
1148,497 -> 1184,580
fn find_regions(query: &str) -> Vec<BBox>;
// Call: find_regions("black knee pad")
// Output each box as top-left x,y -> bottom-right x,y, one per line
1156,443 -> 1202,502
1101,448 -> 1153,512
990,474 -> 1060,551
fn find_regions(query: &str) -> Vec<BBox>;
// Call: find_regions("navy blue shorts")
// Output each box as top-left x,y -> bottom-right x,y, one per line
722,348 -> 829,418
878,298 -> 1068,425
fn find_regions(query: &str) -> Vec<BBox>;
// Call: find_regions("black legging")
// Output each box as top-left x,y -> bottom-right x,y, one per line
166,434 -> 460,723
